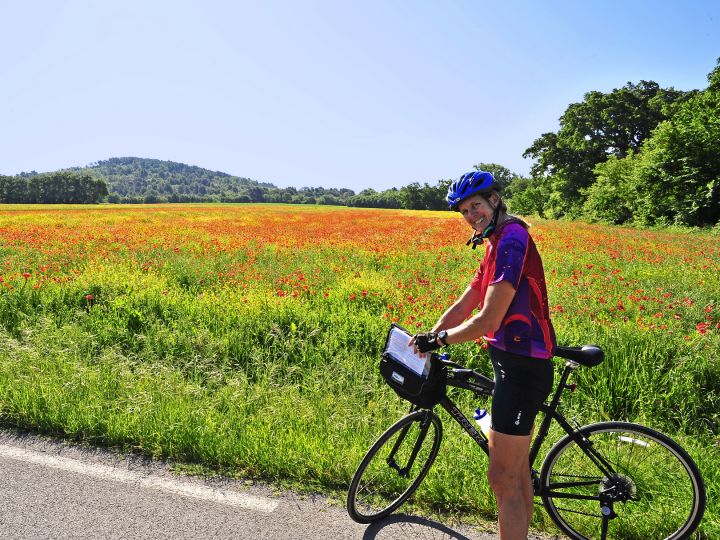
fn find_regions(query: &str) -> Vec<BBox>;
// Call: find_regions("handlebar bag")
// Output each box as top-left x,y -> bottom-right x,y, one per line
379,324 -> 447,409
379,353 -> 446,409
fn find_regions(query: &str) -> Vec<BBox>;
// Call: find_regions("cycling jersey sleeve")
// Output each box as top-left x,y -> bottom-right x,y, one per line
490,225 -> 528,290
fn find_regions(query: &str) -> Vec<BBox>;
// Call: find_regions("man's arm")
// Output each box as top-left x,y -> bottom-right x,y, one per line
440,280 -> 516,345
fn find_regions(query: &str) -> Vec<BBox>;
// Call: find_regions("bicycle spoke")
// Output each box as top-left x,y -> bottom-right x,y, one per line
553,506 -> 603,519
540,423 -> 704,540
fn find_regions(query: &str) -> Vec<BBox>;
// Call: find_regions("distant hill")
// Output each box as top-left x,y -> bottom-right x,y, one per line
66,157 -> 364,205
4,156 -> 449,209
75,157 -> 278,203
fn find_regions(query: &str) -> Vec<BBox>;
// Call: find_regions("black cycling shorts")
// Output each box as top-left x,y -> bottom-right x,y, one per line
489,347 -> 554,436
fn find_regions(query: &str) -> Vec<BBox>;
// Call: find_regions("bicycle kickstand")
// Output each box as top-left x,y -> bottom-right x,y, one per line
599,501 -> 616,540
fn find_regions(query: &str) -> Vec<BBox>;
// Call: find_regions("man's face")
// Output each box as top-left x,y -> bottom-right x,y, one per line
458,194 -> 498,231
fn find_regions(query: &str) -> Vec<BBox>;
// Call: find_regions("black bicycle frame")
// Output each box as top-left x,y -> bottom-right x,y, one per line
437,360 -> 621,501
437,373 -> 494,453
378,357 -> 654,540
531,362 -> 621,496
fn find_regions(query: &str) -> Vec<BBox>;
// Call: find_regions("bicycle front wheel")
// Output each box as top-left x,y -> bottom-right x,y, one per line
347,409 -> 443,523
539,421 -> 705,540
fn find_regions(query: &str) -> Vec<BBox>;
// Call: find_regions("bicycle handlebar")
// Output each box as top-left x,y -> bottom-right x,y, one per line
432,352 -> 464,369
431,352 -> 494,392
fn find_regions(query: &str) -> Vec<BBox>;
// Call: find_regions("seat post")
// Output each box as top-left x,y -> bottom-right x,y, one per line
546,362 -> 577,414
530,362 -> 577,466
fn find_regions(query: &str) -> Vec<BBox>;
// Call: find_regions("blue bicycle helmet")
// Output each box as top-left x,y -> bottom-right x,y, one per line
446,171 -> 500,211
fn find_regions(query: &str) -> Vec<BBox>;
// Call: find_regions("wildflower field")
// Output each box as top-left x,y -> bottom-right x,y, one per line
0,204 -> 718,536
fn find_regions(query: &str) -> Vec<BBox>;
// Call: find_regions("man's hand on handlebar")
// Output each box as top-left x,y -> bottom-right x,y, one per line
410,332 -> 443,354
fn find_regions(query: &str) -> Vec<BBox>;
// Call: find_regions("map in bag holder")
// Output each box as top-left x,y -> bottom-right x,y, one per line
382,324 -> 431,378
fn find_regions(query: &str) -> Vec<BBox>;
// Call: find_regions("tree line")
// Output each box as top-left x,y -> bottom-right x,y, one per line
0,171 -> 108,204
516,59 -> 720,227
3,58 -> 718,226
351,58 -> 720,227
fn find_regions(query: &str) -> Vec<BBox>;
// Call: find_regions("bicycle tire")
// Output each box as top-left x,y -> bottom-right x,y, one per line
347,409 -> 443,523
539,421 -> 706,540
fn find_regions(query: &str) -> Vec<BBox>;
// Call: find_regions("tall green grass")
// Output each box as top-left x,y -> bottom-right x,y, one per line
0,205 -> 717,536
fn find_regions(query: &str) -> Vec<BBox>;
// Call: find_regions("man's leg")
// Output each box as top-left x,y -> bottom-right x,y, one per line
487,429 -> 533,540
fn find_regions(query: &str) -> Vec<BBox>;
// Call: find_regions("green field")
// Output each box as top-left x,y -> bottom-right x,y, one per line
0,204 -> 717,536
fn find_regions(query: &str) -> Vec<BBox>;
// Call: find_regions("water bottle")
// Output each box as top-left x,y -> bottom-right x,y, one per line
473,408 -> 492,436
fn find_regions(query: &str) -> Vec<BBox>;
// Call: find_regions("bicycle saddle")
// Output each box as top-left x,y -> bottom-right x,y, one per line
554,345 -> 604,367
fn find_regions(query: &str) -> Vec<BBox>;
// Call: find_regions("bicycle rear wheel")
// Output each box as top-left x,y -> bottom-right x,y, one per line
347,409 -> 443,523
539,421 -> 705,540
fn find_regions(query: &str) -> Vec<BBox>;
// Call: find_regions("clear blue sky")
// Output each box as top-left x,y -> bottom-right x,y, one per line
1,1 -> 718,191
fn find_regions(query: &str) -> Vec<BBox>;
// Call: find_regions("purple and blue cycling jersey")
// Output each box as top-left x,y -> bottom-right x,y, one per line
470,221 -> 556,359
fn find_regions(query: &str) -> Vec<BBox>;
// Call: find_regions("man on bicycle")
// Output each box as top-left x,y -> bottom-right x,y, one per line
411,170 -> 556,540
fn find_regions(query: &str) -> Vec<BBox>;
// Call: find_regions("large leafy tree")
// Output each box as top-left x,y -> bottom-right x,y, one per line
643,60 -> 720,225
398,180 -> 451,210
585,59 -> 720,226
523,81 -> 695,218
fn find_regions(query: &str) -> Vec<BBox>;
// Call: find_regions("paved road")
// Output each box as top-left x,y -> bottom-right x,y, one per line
0,431 -> 557,539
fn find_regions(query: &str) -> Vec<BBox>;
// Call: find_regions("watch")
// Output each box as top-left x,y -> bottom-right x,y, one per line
437,330 -> 449,347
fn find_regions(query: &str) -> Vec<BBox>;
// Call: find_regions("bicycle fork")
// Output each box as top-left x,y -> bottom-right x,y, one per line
385,412 -> 432,478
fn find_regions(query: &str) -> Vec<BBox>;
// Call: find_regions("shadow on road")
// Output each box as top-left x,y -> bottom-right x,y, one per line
362,514 -> 476,540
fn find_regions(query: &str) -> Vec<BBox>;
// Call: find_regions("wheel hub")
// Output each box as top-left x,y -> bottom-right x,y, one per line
600,473 -> 637,502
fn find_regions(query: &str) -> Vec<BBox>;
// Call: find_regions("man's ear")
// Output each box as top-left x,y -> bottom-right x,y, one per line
489,193 -> 500,209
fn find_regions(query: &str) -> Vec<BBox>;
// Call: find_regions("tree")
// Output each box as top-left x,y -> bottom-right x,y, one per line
6,177 -> 29,203
523,81 -> 695,218
245,185 -> 265,202
637,60 -> 720,226
505,177 -> 545,217
396,181 -> 451,210
316,194 -> 341,205
583,153 -> 639,224
0,171 -> 108,204
400,182 -> 424,209
579,59 -> 720,226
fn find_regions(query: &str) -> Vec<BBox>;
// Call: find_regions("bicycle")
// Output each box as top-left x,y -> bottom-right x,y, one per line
346,342 -> 706,540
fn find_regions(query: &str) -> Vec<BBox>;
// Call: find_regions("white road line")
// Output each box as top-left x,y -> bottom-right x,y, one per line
0,443 -> 278,512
